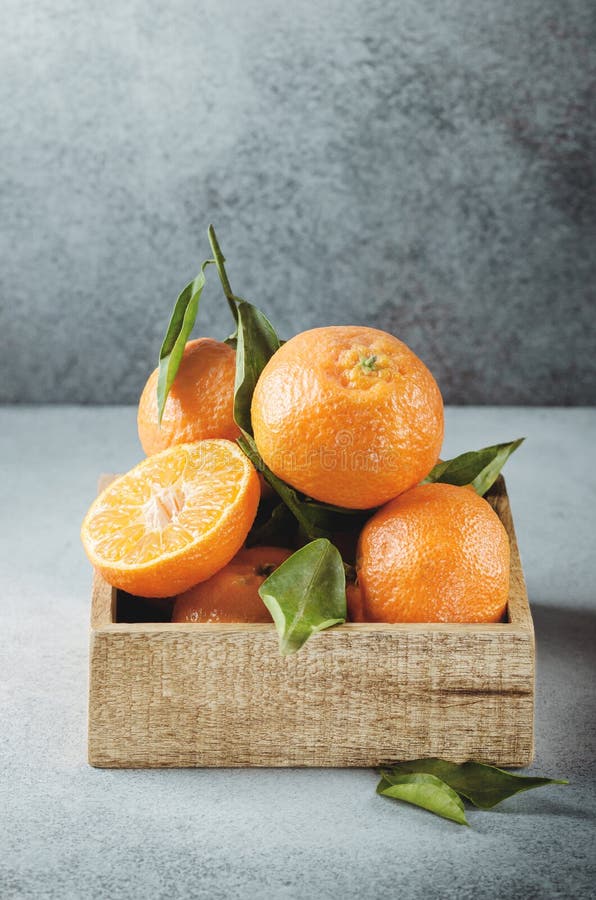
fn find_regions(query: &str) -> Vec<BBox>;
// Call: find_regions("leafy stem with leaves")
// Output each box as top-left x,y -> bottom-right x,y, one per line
207,224 -> 240,333
207,226 -> 280,436
424,439 -> 524,496
156,260 -> 214,422
377,759 -> 567,825
154,227 -> 526,655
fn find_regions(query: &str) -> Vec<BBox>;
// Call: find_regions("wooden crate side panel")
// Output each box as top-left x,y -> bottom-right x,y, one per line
89,627 -> 534,768
91,573 -> 116,629
489,480 -> 532,632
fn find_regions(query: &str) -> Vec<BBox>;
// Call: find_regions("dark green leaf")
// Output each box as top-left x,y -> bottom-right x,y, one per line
424,439 -> 524,496
246,501 -> 297,548
299,499 -> 375,534
207,224 -> 239,331
258,538 -> 346,655
376,775 -> 393,795
238,434 -> 371,543
381,760 -> 568,810
238,435 -> 331,541
207,225 -> 281,434
234,300 -> 280,435
378,773 -> 469,826
156,260 -> 213,423
301,498 -> 370,516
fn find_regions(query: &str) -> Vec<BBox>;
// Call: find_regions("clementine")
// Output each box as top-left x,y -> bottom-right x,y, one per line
251,326 -> 444,509
346,581 -> 366,622
137,338 -> 240,456
81,440 -> 260,597
356,482 -> 510,623
172,546 -> 292,623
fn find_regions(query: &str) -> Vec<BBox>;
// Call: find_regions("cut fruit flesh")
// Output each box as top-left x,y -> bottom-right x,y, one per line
81,440 -> 260,597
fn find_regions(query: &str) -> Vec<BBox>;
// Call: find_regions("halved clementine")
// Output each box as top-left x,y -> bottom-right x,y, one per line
81,440 -> 260,597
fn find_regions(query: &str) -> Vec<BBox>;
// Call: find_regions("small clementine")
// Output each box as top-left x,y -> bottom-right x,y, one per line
137,338 -> 240,456
172,546 -> 292,623
357,482 -> 510,623
346,581 -> 366,622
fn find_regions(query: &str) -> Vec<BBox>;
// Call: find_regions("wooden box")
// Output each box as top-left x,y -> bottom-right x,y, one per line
88,476 -> 534,768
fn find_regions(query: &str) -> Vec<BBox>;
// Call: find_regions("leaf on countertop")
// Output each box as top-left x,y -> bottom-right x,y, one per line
380,759 -> 568,810
378,773 -> 469,826
258,538 -> 346,655
424,439 -> 524,496
156,260 -> 213,423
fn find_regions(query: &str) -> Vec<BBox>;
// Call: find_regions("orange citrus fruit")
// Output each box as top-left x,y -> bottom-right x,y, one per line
251,326 -> 444,509
172,546 -> 292,623
81,440 -> 260,597
356,482 -> 510,623
137,338 -> 240,456
346,581 -> 366,622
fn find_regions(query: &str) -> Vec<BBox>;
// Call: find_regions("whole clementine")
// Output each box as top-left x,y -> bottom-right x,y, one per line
138,338 -> 240,456
356,482 -> 510,623
251,326 -> 443,509
172,546 -> 293,623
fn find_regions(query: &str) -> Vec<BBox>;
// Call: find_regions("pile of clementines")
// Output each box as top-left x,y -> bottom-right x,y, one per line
81,229 -> 514,639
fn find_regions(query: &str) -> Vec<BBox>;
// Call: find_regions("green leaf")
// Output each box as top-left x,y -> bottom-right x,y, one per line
238,435 -> 331,541
234,300 -> 280,435
424,438 -> 524,496
378,773 -> 469,826
258,538 -> 346,655
156,260 -> 213,423
380,760 -> 568,810
246,501 -> 297,548
206,225 -> 281,435
207,224 -> 239,331
238,434 -> 372,544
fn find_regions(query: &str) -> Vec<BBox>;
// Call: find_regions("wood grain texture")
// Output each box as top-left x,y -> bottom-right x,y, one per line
90,573 -> 116,629
88,476 -> 535,768
487,477 -> 533,631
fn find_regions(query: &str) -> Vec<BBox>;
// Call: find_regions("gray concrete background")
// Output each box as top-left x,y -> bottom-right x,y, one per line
1,406 -> 595,899
1,0 -> 595,405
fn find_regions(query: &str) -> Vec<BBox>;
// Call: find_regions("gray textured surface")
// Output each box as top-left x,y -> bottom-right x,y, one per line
1,1 -> 595,405
1,406 -> 595,899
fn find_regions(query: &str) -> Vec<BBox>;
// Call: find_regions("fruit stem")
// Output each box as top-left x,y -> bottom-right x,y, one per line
208,225 -> 239,326
360,354 -> 377,372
